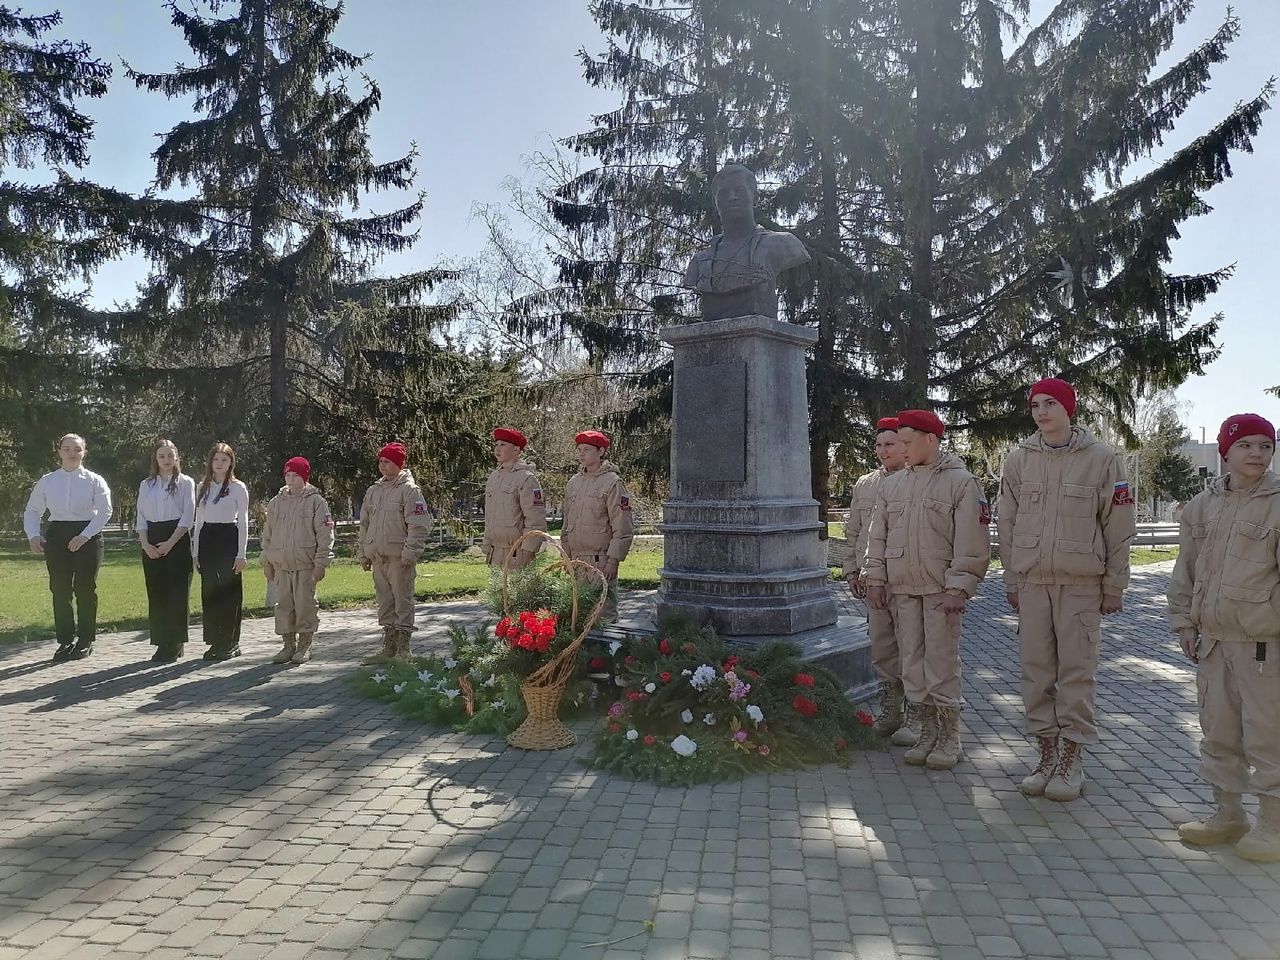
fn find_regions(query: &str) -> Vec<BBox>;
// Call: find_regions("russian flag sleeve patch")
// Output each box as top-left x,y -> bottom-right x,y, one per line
1112,481 -> 1134,506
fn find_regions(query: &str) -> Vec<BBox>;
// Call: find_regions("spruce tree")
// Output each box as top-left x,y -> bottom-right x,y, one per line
118,0 -> 479,499
0,7 -> 117,519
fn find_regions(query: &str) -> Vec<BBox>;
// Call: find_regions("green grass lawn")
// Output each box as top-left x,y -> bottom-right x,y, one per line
0,540 -> 667,644
0,538 -> 1177,644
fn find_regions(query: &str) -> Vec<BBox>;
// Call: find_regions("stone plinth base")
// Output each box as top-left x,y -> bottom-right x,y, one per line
656,314 -> 837,635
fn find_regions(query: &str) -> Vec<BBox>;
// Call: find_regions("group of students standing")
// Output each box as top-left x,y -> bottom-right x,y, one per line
20,426 -> 636,667
844,380 -> 1280,862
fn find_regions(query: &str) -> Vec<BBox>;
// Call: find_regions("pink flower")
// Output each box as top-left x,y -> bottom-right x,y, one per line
607,703 -> 624,719
758,745 -> 771,757
733,730 -> 748,742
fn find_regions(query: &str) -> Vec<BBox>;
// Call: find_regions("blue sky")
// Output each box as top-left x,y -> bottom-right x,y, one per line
49,0 -> 1280,437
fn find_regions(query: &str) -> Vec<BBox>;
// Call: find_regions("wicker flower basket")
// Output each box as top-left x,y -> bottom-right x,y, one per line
500,530 -> 609,751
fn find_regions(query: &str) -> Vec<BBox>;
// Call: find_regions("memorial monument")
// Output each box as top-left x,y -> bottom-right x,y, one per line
656,164 -> 871,694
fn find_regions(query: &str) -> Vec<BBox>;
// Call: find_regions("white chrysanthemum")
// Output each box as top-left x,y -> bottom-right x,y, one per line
746,704 -> 764,723
680,709 -> 694,724
690,665 -> 717,691
670,735 -> 698,757
703,713 -> 716,726
644,682 -> 656,694
625,728 -> 639,741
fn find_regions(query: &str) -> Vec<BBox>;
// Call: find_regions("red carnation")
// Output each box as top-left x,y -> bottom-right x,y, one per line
589,657 -> 608,669
659,639 -> 672,655
723,655 -> 740,669
793,673 -> 815,687
660,671 -> 673,683
856,710 -> 875,727
496,617 -> 513,638
608,723 -> 621,733
793,695 -> 819,718
625,655 -> 638,666
643,734 -> 657,745
627,691 -> 645,701
744,669 -> 760,679
517,631 -> 535,649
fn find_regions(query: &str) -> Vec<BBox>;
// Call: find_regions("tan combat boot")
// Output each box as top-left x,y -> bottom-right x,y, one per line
1236,795 -> 1280,862
1020,736 -> 1059,797
362,626 -> 396,665
1178,787 -> 1249,847
272,633 -> 297,664
390,628 -> 412,661
290,634 -> 313,664
1044,740 -> 1086,801
903,706 -> 938,766
873,680 -> 906,737
891,702 -> 923,747
926,706 -> 964,770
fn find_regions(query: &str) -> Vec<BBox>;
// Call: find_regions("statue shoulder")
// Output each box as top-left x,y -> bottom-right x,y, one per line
759,229 -> 809,269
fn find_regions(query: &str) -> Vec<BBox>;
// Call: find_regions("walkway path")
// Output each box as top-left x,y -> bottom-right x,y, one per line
1,564 -> 1278,959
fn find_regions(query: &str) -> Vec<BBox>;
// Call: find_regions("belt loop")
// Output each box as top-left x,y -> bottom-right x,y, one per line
1257,642 -> 1267,663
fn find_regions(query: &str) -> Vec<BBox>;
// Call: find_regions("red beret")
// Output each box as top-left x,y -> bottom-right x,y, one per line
574,430 -> 610,449
896,409 -> 945,438
377,442 -> 406,468
875,417 -> 899,433
491,427 -> 527,449
1028,378 -> 1077,418
1218,413 -> 1276,459
283,456 -> 310,482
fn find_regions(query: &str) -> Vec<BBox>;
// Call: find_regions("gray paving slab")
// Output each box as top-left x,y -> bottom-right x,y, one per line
1,566 -> 1279,958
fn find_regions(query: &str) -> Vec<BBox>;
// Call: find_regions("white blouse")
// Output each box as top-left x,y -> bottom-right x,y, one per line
135,473 -> 196,532
192,478 -> 250,560
23,468 -> 113,540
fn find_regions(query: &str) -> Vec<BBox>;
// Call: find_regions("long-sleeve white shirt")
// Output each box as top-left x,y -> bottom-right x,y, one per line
23,467 -> 113,540
192,479 -> 250,560
135,473 -> 196,533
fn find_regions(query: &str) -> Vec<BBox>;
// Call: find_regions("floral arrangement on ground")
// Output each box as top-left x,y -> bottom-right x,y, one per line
588,620 -> 880,785
349,554 -> 605,734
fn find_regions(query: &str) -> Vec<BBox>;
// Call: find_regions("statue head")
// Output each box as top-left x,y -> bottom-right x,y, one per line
712,164 -> 757,230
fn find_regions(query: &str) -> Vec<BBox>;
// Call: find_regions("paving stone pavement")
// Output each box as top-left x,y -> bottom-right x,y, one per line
1,564 -> 1279,959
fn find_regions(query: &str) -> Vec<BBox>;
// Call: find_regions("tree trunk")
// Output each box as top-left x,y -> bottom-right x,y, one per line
901,0 -> 939,407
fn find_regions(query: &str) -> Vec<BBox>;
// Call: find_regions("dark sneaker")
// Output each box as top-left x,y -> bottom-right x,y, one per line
69,641 -> 94,660
52,643 -> 75,663
202,646 -> 219,661
210,645 -> 241,662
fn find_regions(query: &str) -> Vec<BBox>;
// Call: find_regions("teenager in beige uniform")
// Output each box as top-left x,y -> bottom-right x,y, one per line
359,442 -> 432,662
261,457 -> 335,664
999,378 -> 1134,801
843,417 -> 910,738
866,409 -> 990,770
483,427 -> 547,570
562,430 -> 634,618
1169,413 -> 1280,863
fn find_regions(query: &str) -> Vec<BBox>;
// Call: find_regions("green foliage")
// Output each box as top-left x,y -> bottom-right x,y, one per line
587,619 -> 879,786
110,0 -> 497,502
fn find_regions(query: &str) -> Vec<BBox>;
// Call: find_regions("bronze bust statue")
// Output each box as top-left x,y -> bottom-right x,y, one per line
683,164 -> 810,322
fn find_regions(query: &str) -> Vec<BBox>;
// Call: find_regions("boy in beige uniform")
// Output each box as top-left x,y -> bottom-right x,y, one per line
483,427 -> 548,570
562,430 -> 634,618
866,409 -> 990,770
359,442 -> 432,662
1169,413 -> 1280,863
261,457 -> 335,665
999,378 -> 1134,801
843,417 -> 910,738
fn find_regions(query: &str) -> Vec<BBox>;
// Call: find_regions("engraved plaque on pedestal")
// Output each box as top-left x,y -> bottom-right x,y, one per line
674,361 -> 746,483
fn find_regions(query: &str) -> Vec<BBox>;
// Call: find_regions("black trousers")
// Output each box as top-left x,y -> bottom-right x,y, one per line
142,520 -> 192,652
198,523 -> 243,651
44,520 -> 104,647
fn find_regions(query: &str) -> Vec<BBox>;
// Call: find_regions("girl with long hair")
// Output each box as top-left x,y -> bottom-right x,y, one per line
136,439 -> 196,663
192,442 -> 250,660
